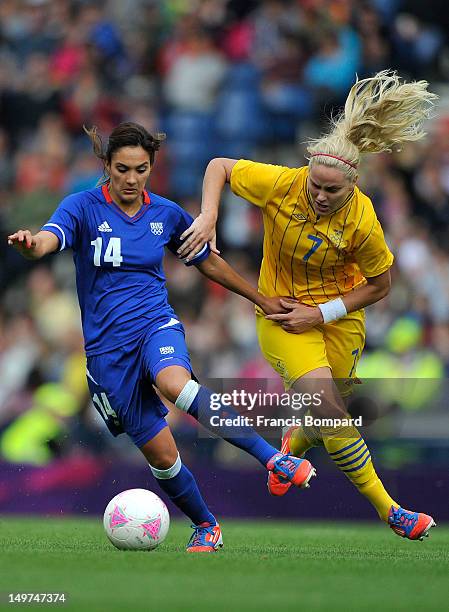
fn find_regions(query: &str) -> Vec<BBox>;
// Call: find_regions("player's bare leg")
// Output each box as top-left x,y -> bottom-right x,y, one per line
140,427 -> 222,552
140,426 -> 178,469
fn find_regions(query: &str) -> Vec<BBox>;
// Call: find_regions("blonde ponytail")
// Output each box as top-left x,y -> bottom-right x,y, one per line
307,70 -> 438,179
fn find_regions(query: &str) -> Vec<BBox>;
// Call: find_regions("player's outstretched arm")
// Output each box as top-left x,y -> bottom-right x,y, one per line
196,252 -> 286,315
178,158 -> 238,258
7,229 -> 60,260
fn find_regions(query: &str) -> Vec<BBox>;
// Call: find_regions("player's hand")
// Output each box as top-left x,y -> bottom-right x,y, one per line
259,296 -> 296,315
265,299 -> 323,333
7,229 -> 38,257
178,214 -> 220,260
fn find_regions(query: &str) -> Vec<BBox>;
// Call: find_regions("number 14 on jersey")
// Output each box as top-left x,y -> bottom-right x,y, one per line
91,237 -> 123,267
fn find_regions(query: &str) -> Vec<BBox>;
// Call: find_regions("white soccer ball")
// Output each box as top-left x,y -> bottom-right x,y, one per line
103,488 -> 170,551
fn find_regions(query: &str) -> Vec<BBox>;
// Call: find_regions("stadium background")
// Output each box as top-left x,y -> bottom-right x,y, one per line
0,0 -> 448,522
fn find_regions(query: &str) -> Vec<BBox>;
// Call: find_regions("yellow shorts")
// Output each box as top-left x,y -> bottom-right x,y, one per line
256,309 -> 365,397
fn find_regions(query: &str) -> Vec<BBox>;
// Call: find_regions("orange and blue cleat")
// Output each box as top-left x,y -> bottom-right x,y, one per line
267,428 -> 316,496
186,522 -> 223,552
267,448 -> 316,496
388,506 -> 436,541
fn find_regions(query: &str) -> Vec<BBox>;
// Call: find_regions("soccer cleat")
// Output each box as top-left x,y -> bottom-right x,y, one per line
267,428 -> 317,496
267,427 -> 294,496
266,451 -> 316,496
388,506 -> 436,541
186,522 -> 223,553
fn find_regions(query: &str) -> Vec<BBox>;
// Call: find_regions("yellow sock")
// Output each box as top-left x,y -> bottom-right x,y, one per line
357,478 -> 398,522
290,426 -> 314,457
290,412 -> 324,456
320,423 -> 398,522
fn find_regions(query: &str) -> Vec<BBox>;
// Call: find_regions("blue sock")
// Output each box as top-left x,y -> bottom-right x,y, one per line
150,455 -> 215,526
177,383 -> 278,467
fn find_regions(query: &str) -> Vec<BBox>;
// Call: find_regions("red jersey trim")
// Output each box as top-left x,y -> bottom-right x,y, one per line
101,183 -> 112,202
101,184 -> 150,220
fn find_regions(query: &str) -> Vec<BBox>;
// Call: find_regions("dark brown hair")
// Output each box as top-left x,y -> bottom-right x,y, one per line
84,122 -> 166,180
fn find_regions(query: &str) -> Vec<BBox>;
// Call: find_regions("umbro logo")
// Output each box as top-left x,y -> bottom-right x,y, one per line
98,221 -> 112,232
150,222 -> 164,235
292,213 -> 307,221
159,346 -> 174,355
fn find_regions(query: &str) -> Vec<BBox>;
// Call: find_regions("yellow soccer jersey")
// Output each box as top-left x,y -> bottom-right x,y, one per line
230,159 -> 394,305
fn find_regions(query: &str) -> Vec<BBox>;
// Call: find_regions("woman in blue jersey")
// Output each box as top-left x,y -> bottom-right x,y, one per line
8,122 -> 315,552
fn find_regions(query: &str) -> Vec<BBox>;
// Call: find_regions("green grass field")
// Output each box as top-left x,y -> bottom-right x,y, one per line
1,517 -> 447,611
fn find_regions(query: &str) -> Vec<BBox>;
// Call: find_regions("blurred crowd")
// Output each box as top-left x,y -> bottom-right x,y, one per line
1,0 -> 449,468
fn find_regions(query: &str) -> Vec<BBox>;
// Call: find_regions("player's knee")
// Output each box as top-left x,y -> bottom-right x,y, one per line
148,450 -> 179,471
156,373 -> 192,404
160,386 -> 178,404
310,397 -> 347,419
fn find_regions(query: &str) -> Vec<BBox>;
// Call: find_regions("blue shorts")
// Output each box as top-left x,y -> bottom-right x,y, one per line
86,321 -> 192,448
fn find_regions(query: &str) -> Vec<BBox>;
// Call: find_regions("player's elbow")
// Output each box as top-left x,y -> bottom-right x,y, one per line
374,274 -> 391,300
381,270 -> 392,297
208,157 -> 228,169
207,157 -> 237,182
206,158 -> 223,176
377,284 -> 390,301
366,270 -> 391,302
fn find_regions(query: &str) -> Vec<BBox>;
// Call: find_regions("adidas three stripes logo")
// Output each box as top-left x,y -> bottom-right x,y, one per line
98,221 -> 112,232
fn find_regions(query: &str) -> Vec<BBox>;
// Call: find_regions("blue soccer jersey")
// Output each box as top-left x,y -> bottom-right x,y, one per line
42,184 -> 210,356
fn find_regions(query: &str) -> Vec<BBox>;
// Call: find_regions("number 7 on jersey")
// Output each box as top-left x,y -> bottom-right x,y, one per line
303,234 -> 323,262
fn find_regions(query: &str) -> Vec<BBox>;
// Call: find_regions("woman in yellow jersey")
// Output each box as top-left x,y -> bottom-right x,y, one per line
180,71 -> 438,540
